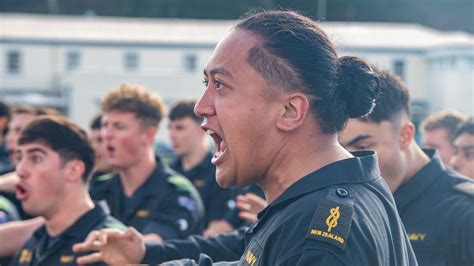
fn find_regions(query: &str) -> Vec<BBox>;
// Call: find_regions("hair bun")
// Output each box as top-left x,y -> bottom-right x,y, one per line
337,56 -> 380,118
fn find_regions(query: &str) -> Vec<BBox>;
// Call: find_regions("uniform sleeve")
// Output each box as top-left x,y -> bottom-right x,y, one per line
143,192 -> 202,239
459,209 -> 474,263
142,227 -> 246,265
290,248 -> 346,266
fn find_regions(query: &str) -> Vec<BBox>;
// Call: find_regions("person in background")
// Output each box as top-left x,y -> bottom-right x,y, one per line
0,105 -> 59,220
89,84 -> 204,242
10,116 -> 125,266
420,109 -> 467,164
340,67 -> 474,265
450,117 -> 474,179
0,101 -> 13,175
168,99 -> 239,235
88,113 -> 114,189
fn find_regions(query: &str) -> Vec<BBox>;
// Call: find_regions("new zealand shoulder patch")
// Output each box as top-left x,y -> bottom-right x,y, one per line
305,198 -> 354,250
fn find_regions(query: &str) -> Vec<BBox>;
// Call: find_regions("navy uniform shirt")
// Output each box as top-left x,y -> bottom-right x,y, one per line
394,150 -> 474,265
143,151 -> 417,266
9,205 -> 125,266
170,152 -> 237,226
239,151 -> 416,266
90,158 -> 205,240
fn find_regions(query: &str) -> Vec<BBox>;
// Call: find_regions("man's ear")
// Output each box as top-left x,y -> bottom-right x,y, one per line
145,126 -> 158,144
276,92 -> 309,132
399,122 -> 415,150
64,159 -> 86,182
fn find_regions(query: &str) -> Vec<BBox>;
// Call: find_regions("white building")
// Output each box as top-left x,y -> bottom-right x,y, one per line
1,14 -> 473,142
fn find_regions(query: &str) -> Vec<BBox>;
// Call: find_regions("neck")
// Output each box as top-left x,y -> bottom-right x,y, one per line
181,142 -> 209,171
260,132 -> 352,203
403,143 -> 430,184
119,148 -> 156,197
45,188 -> 94,236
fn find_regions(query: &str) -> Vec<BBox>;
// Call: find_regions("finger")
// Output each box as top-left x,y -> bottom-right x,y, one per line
76,252 -> 103,265
236,201 -> 251,211
244,193 -> 267,212
239,211 -> 258,223
73,231 -> 101,252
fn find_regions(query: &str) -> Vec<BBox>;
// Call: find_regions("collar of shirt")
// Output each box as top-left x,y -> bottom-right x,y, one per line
171,151 -> 213,177
33,204 -> 108,240
393,149 -> 443,208
256,150 -> 380,221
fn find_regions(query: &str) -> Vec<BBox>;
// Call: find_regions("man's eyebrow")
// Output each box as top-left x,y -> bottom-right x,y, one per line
208,67 -> 234,78
459,144 -> 474,150
345,135 -> 372,147
25,147 -> 47,155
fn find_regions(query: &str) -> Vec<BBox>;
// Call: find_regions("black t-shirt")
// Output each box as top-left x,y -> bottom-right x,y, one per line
394,149 -> 474,266
143,151 -> 417,266
90,157 -> 205,240
10,205 -> 125,266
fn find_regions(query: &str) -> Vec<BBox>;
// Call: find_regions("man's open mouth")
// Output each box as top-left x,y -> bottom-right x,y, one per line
206,129 -> 227,161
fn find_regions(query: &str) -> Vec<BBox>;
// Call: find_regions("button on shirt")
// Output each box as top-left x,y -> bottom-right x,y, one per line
10,205 -> 125,266
394,150 -> 474,266
90,158 -> 205,240
239,151 -> 416,265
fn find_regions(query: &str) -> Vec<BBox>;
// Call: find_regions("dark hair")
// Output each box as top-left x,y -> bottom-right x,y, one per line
101,84 -> 166,128
90,113 -> 102,130
420,110 -> 467,142
234,11 -> 379,133
0,101 -> 10,118
454,117 -> 474,139
18,116 -> 95,183
169,99 -> 202,124
363,67 -> 410,123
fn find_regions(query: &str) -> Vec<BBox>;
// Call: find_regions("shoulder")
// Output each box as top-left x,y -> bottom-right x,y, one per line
165,173 -> 196,195
0,195 -> 19,222
99,215 -> 128,231
89,173 -> 117,196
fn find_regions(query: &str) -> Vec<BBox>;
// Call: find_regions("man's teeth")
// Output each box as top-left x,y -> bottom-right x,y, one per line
206,129 -> 215,135
215,150 -> 224,158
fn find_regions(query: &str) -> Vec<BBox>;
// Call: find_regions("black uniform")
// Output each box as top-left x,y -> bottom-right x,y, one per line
236,151 -> 416,265
393,150 -> 474,265
90,157 -> 205,240
9,205 -> 125,266
170,152 -> 237,226
143,151 -> 417,265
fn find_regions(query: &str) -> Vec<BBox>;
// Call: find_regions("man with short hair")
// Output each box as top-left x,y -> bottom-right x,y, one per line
89,84 -> 204,242
450,117 -> 474,179
168,99 -> 239,234
340,68 -> 474,265
10,116 -> 125,266
420,110 -> 467,164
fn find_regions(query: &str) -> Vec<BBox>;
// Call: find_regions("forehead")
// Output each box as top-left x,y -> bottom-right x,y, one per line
423,128 -> 449,140
10,113 -> 36,127
18,141 -> 52,153
206,30 -> 261,75
102,111 -> 138,122
169,116 -> 198,125
454,133 -> 474,146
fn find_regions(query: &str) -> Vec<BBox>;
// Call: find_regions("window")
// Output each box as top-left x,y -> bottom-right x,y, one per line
392,59 -> 405,81
184,53 -> 197,72
6,50 -> 21,74
66,51 -> 81,71
124,52 -> 139,71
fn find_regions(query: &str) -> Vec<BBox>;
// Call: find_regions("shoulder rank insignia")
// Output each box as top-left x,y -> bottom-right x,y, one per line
454,182 -> 474,197
305,198 -> 354,250
167,175 -> 193,194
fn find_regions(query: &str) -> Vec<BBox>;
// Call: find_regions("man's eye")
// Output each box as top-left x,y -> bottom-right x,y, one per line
202,80 -> 209,87
464,151 -> 474,160
31,155 -> 42,164
215,80 -> 221,89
